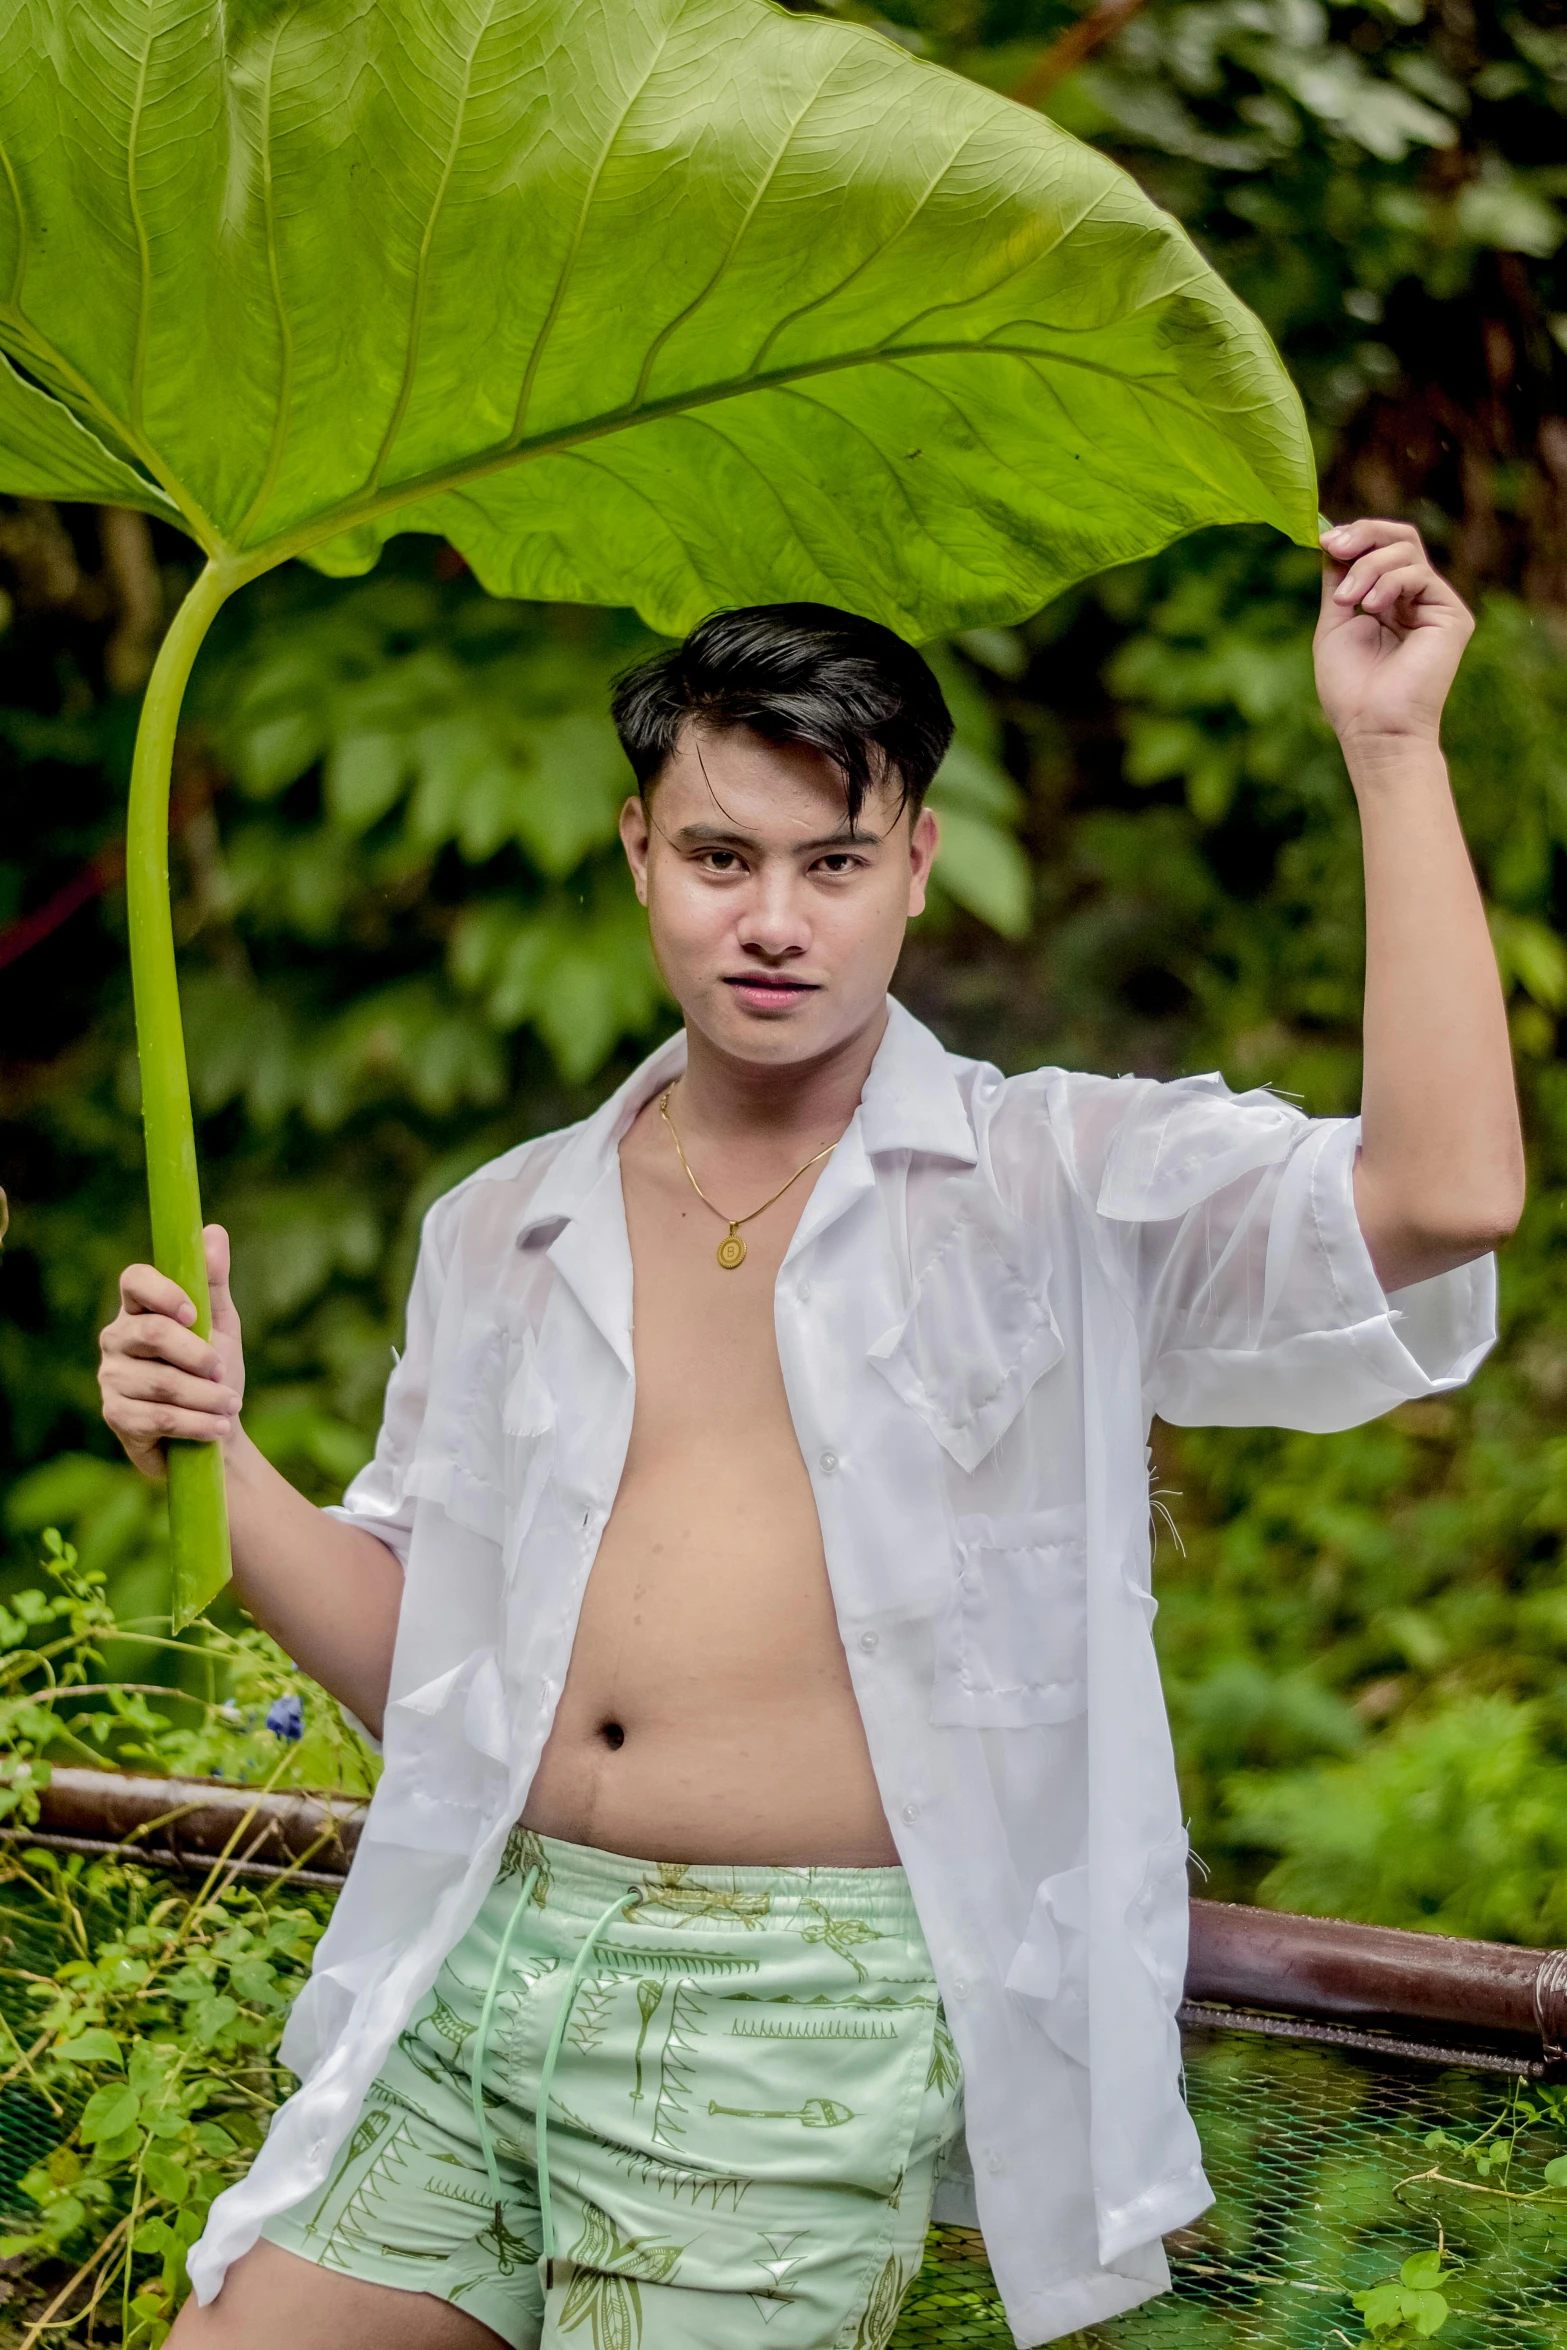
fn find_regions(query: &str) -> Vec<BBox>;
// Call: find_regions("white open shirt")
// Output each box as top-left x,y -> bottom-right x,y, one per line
191,1000 -> 1495,2344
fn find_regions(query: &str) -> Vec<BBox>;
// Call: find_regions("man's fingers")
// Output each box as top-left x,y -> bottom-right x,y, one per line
1331,539 -> 1430,606
113,1318 -> 223,1376
109,1358 -> 240,1412
105,1246 -> 243,1472
1331,541 -> 1412,602
119,1261 -> 198,1325
110,1318 -> 227,1380
1333,552 -> 1470,628
1321,516 -> 1424,565
202,1222 -> 246,1339
203,1223 -> 232,1294
1356,562 -> 1444,618
114,1400 -> 233,1446
1316,521 -> 1435,632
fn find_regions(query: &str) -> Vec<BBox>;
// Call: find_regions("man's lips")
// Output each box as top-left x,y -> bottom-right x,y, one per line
722,975 -> 820,1008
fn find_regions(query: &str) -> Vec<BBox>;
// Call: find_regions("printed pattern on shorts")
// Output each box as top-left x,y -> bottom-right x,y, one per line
264,1831 -> 964,2350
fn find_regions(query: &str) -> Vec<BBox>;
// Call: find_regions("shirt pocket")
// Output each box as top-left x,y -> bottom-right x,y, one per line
930,1506 -> 1087,1728
868,1190 -> 1063,1472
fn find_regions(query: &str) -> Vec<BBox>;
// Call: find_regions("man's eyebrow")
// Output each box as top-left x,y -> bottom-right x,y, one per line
800,826 -> 885,851
670,823 -> 761,849
671,822 -> 884,852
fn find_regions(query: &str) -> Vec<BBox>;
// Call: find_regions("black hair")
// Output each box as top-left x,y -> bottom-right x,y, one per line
610,602 -> 954,828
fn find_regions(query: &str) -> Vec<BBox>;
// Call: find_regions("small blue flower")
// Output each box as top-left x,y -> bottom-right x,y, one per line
265,1693 -> 305,1743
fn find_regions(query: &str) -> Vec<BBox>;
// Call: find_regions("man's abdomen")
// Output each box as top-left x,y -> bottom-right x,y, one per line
520,1433 -> 899,1868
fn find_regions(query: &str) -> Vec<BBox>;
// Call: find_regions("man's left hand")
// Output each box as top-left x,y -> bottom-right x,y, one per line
1315,517 -> 1474,758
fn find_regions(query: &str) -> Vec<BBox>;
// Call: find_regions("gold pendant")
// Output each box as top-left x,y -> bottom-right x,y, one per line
717,1228 -> 747,1270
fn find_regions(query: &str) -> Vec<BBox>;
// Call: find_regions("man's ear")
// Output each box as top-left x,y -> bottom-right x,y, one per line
907,805 -> 939,918
619,793 -> 652,905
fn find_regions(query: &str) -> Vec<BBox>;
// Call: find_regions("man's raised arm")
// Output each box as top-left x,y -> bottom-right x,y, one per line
1316,517 -> 1525,1293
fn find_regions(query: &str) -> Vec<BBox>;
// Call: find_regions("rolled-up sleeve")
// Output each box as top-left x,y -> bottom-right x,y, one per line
323,1203 -> 450,1566
1052,1071 -> 1497,1431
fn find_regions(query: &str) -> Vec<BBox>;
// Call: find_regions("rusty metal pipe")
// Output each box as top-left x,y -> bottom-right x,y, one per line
9,1773 -> 1567,2068
16,1765 -> 365,1881
1186,1899 -> 1567,2070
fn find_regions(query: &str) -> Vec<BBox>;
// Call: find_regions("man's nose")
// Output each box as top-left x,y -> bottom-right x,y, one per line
736,871 -> 810,958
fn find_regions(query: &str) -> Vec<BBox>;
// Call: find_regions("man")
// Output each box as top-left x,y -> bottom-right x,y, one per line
100,518 -> 1521,2349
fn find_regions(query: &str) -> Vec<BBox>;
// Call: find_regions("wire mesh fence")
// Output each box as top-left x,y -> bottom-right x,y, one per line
0,1878 -> 112,2227
889,2030 -> 1567,2348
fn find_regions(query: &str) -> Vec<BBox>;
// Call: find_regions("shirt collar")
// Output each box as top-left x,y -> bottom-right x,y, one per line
515,1028 -> 688,1239
515,996 -> 974,1242
859,998 -> 978,1166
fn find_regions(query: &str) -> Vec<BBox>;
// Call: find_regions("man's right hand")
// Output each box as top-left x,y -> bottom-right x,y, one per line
100,1221 -> 401,1734
99,1223 -> 246,1479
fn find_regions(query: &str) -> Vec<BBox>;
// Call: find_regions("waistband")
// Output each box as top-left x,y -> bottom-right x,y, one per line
493,1827 -> 926,1939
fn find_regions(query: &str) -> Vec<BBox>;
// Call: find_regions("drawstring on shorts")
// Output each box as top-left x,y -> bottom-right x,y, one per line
468,1863 -> 642,2288
469,1863 -> 539,2235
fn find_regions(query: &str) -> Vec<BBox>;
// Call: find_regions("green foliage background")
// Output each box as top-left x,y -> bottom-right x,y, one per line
3,0 -> 1567,1937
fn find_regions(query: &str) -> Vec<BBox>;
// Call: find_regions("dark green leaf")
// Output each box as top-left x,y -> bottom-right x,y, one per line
142,2152 -> 189,2205
54,2028 -> 123,2066
1399,2252 -> 1444,2291
77,2083 -> 138,2145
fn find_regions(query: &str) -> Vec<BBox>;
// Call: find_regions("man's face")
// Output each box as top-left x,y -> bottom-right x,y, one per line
618,724 -> 939,1069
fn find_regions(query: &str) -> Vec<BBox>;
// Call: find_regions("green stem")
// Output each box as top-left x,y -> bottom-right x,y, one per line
125,558 -> 239,1631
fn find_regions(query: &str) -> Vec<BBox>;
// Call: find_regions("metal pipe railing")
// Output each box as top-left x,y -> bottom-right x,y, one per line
1184,1900 -> 1567,2078
9,1769 -> 1567,2075
11,1764 -> 367,1886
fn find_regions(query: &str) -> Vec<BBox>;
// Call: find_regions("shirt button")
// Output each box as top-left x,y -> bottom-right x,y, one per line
858,1631 -> 879,1653
819,1450 -> 839,1475
900,1803 -> 919,1824
797,1279 -> 812,1302
986,2151 -> 1004,2175
951,1977 -> 970,2000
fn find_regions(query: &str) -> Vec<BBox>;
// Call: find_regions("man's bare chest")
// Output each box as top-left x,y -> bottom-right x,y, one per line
622,1196 -> 804,1462
616,1116 -> 828,1462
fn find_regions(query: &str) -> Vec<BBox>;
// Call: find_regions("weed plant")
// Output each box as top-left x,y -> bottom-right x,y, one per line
0,1532 -> 371,2346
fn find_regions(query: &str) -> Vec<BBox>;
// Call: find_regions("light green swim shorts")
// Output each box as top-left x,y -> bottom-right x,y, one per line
263,1829 -> 965,2348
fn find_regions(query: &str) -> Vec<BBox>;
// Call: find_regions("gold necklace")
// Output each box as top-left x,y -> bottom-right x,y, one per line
658,1087 -> 837,1269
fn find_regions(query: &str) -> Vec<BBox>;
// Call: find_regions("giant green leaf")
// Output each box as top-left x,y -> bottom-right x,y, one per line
0,0 -> 1315,622
0,0 -> 1317,1620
